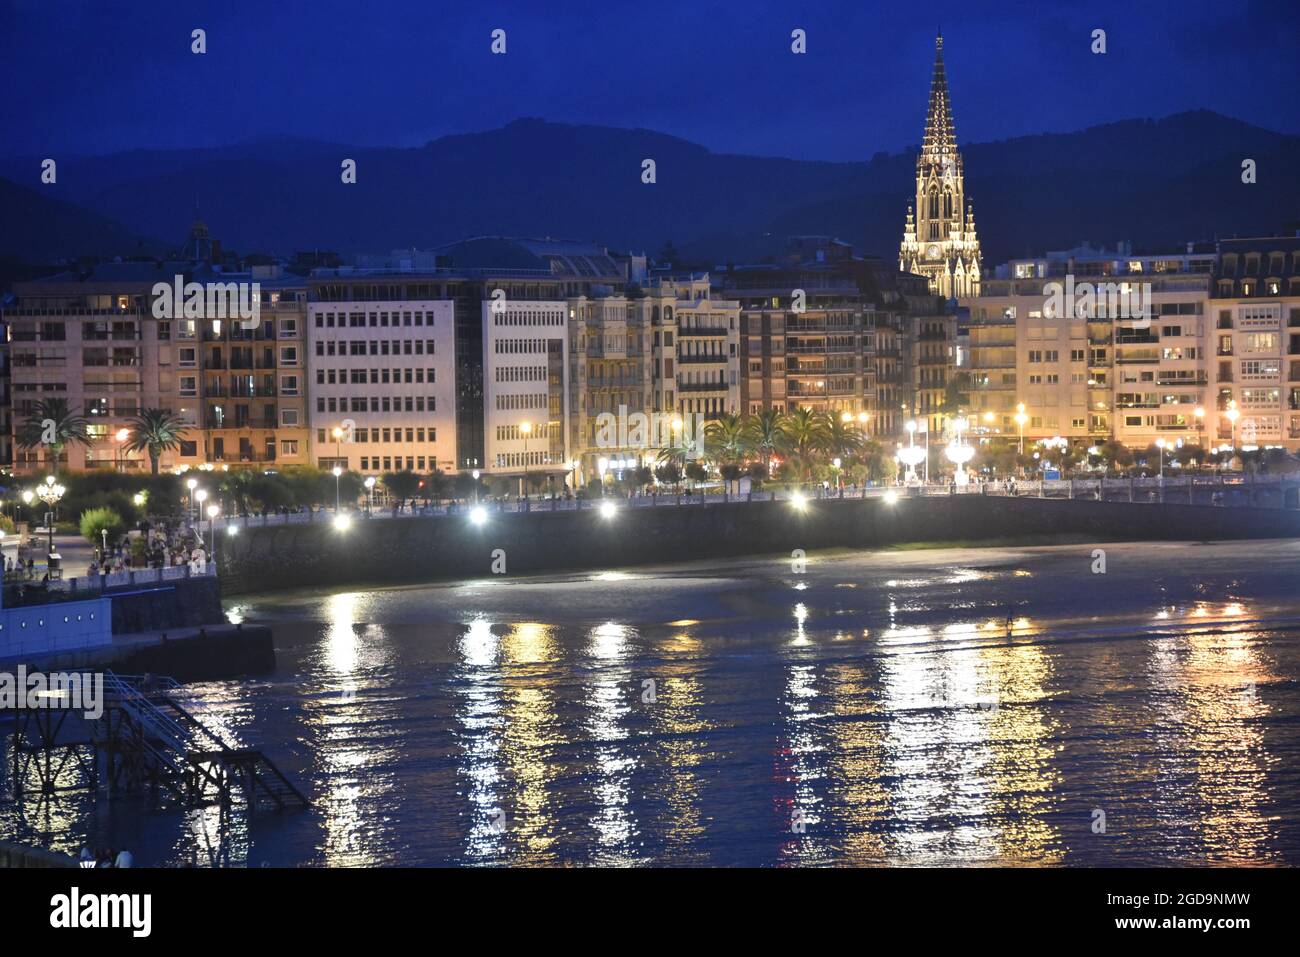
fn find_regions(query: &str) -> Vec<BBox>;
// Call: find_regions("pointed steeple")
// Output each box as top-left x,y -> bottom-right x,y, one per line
921,31 -> 956,158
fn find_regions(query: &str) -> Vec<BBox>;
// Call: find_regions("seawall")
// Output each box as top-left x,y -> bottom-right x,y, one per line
216,494 -> 1300,596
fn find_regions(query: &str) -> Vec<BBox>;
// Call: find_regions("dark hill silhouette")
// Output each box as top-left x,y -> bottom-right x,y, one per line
2,111 -> 1296,266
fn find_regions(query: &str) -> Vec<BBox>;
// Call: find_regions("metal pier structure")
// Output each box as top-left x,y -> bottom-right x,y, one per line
4,671 -> 308,814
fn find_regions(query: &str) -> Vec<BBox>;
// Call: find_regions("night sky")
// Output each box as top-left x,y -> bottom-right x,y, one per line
2,0 -> 1298,160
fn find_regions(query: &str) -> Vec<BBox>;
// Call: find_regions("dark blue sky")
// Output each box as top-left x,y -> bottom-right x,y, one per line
3,0 -> 1297,161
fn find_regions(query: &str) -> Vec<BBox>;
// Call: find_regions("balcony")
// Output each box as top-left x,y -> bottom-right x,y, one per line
677,326 -> 729,337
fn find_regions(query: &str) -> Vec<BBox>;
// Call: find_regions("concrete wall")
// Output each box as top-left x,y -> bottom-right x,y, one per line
216,495 -> 1300,596
0,597 -> 112,659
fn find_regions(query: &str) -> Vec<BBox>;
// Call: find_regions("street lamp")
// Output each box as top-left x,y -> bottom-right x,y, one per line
186,477 -> 199,524
37,478 -> 65,557
1193,406 -> 1206,459
898,421 -> 925,483
332,427 -> 345,469
332,465 -> 343,512
115,427 -> 130,473
364,475 -> 376,515
1155,437 -> 1166,479
206,503 -> 220,554
520,421 -> 533,499
1224,402 -> 1240,470
1014,403 -> 1029,457
945,417 -> 974,485
21,489 -> 33,526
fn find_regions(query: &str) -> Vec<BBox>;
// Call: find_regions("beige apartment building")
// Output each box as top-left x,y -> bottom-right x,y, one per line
1210,236 -> 1300,454
564,275 -> 741,483
5,260 -> 310,475
963,243 -> 1217,451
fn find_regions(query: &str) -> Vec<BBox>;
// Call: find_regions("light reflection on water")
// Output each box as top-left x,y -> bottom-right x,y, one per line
2,542 -> 1298,867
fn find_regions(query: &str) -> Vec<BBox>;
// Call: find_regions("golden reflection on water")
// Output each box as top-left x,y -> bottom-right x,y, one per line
1146,620 -> 1281,864
583,622 -> 639,862
497,622 -> 562,865
647,628 -> 712,863
315,591 -> 398,866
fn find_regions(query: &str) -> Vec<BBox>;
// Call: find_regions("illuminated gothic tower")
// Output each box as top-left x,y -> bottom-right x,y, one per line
899,33 -> 981,299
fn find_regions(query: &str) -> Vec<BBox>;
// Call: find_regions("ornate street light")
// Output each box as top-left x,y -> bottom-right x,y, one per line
364,475 -> 376,515
37,477 -> 65,556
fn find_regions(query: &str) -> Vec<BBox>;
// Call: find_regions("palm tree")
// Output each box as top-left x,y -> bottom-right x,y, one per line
704,413 -> 753,467
123,408 -> 190,475
751,408 -> 786,477
779,408 -> 831,480
16,398 -> 90,472
825,416 -> 865,461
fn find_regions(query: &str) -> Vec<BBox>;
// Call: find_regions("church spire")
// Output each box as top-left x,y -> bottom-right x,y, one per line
921,31 -> 956,157
898,33 -> 981,300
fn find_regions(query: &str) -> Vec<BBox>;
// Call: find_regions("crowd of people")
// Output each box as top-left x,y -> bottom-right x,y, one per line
79,846 -> 133,868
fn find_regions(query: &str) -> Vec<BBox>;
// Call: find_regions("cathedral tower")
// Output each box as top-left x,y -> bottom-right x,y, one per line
899,33 -> 981,299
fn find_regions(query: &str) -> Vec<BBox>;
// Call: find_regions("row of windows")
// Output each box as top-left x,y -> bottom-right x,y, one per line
315,339 -> 436,357
492,339 -> 557,354
316,427 -> 437,444
359,456 -> 436,472
494,451 -> 556,468
317,396 -> 437,413
494,393 -> 548,410
491,311 -> 564,326
495,365 -> 546,382
316,368 -> 436,385
314,311 -> 437,328
495,424 -> 553,441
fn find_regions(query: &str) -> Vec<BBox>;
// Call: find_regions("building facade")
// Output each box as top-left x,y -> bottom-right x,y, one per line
1210,236 -> 1300,454
305,297 -> 457,474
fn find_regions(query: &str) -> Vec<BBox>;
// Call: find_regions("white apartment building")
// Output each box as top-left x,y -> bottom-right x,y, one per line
306,299 -> 456,474
482,300 -> 571,482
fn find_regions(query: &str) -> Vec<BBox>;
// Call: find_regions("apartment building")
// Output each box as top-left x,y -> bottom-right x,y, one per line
182,268 -> 311,468
647,275 -> 740,421
305,297 -> 457,474
963,243 -> 1216,450
1209,236 -> 1300,453
482,299 -> 569,483
5,262 -> 213,473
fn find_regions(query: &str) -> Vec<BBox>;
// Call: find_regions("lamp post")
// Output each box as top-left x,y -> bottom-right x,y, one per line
364,475 -> 376,515
519,421 -> 532,499
832,457 -> 842,490
206,504 -> 220,555
946,417 -> 974,486
186,477 -> 199,524
471,469 -> 480,504
1193,406 -> 1206,463
332,465 -> 343,513
1014,404 -> 1028,457
115,427 -> 130,473
37,477 -> 65,557
1224,402 -> 1240,471
21,489 -> 33,526
332,427 -> 344,469
1155,437 -> 1166,479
